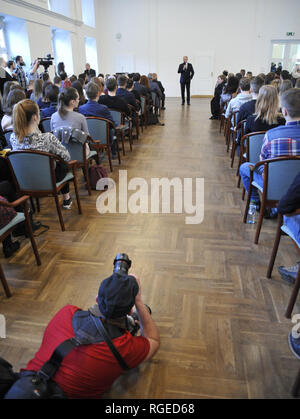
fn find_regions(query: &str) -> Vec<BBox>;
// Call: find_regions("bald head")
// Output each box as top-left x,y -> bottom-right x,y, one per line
183,56 -> 188,63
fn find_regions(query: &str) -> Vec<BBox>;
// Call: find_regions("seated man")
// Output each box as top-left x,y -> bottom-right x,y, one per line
127,78 -> 141,102
239,88 -> 300,207
148,73 -> 163,111
236,76 -> 264,125
78,82 -> 117,156
133,73 -> 148,98
225,77 -> 253,121
152,73 -> 166,110
19,272 -> 160,399
41,84 -> 59,119
78,82 -> 115,125
116,75 -> 138,110
99,77 -> 131,117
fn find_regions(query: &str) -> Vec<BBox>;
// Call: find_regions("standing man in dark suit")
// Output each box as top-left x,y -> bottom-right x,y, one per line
84,63 -> 96,81
178,56 -> 194,106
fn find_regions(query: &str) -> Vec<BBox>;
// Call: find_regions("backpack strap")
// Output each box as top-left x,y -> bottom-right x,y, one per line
38,338 -> 81,381
90,315 -> 130,371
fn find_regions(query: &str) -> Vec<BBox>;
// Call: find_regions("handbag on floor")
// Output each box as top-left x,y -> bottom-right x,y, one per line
88,165 -> 108,190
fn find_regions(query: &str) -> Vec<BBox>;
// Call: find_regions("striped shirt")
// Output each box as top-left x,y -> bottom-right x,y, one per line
260,121 -> 300,161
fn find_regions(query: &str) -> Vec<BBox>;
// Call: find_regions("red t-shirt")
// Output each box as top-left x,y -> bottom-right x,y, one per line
24,305 -> 150,399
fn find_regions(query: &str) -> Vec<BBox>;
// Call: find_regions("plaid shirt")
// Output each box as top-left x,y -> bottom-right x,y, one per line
15,65 -> 27,89
260,121 -> 300,161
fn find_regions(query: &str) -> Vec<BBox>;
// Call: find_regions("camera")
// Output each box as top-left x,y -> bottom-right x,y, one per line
127,305 -> 152,336
37,54 -> 54,72
113,253 -> 132,275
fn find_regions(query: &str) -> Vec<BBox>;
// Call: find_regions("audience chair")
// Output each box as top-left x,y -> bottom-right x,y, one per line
226,111 -> 239,153
61,137 -> 99,196
140,96 -> 148,129
109,109 -> 132,154
128,103 -> 140,140
39,118 -> 51,134
0,195 -> 41,298
231,119 -> 246,168
7,150 -> 82,232
237,131 -> 266,190
86,117 -> 121,172
243,156 -> 300,244
219,103 -> 227,134
266,210 -> 300,319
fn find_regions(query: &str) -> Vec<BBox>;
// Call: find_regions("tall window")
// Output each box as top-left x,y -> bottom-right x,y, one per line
48,0 -> 70,17
85,36 -> 98,74
0,26 -> 8,62
81,0 -> 95,27
51,28 -> 74,75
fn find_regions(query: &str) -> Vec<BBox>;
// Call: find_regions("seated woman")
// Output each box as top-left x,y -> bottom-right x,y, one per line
1,88 -> 26,132
220,76 -> 239,108
36,81 -> 52,110
210,74 -> 227,119
245,85 -> 285,134
40,84 -> 59,119
9,99 -> 73,209
30,79 -> 43,103
71,81 -> 86,107
50,87 -> 89,133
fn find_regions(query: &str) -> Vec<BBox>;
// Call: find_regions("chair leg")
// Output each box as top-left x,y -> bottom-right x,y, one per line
292,367 -> 300,397
243,184 -> 252,223
285,266 -> 300,319
267,221 -> 282,278
254,201 -> 265,245
231,139 -> 236,168
237,175 -> 241,189
0,264 -> 12,298
24,205 -> 41,266
72,175 -> 82,215
242,187 -> 245,201
107,146 -> 113,173
36,198 -> 40,213
54,194 -> 65,231
85,165 -> 92,196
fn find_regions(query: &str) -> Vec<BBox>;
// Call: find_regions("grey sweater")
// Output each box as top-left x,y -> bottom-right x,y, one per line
50,110 -> 89,134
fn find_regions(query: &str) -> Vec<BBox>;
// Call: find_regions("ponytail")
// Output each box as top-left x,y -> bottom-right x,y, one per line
58,87 -> 78,118
13,99 -> 39,143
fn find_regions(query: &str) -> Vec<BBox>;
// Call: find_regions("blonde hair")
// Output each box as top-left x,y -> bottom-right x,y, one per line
13,99 -> 39,143
255,85 -> 279,125
271,78 -> 280,93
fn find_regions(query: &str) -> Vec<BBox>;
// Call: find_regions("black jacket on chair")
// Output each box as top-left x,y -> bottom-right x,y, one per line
178,63 -> 195,84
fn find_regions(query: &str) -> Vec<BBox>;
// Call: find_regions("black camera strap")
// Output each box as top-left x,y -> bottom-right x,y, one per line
91,316 -> 130,371
38,338 -> 81,381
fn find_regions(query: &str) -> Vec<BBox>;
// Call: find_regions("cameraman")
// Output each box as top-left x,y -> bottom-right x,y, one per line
19,273 -> 160,399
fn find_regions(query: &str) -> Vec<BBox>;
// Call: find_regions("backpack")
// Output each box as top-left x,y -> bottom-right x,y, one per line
1,312 -> 129,399
88,165 -> 108,190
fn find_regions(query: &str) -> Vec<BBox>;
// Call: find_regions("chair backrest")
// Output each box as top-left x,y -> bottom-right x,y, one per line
3,130 -> 13,149
266,158 -> 300,201
7,151 -> 54,192
109,109 -> 122,126
40,118 -> 51,133
61,140 -> 85,164
246,132 -> 266,164
140,96 -> 146,113
86,117 -> 109,145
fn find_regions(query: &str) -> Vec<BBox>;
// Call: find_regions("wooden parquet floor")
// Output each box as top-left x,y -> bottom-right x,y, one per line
0,98 -> 299,399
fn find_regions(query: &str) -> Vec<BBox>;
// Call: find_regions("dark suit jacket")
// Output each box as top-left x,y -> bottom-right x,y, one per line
133,82 -> 148,97
116,88 -> 138,110
178,63 -> 195,83
278,171 -> 300,215
99,94 -> 131,116
84,69 -> 96,80
153,80 -> 165,96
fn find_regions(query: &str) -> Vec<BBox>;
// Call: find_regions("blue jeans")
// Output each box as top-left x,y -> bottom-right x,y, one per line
283,214 -> 300,247
239,162 -> 264,203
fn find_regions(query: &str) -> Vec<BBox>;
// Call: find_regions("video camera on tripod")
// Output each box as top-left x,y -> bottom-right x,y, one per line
37,54 -> 54,72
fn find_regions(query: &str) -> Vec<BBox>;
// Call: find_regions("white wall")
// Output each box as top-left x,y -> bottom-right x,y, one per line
0,0 -> 299,97
95,0 -> 300,96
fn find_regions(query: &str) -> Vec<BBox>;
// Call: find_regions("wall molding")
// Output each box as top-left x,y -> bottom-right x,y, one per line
2,0 -> 83,26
